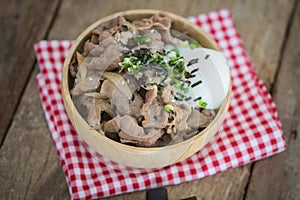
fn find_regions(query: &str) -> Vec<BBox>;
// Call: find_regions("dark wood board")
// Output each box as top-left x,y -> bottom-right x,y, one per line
245,1 -> 300,199
0,0 -> 60,145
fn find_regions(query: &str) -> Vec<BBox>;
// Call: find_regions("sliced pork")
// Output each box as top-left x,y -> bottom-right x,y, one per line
160,85 -> 175,104
83,98 -> 102,129
100,79 -> 130,116
70,14 -> 218,147
173,102 -> 192,134
141,88 -> 169,128
118,116 -> 164,146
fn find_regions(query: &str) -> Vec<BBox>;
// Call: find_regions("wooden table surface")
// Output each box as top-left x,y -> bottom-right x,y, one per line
0,0 -> 299,199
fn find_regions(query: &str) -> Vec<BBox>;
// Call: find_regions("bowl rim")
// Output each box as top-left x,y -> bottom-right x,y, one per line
62,9 -> 231,152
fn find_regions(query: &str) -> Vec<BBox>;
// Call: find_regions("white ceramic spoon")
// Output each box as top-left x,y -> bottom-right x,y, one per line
177,47 -> 230,109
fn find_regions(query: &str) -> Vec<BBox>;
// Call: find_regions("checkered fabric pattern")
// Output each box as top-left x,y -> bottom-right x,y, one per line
34,9 -> 286,200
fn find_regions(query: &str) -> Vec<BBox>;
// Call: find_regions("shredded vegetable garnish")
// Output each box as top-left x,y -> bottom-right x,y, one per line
119,47 -> 205,107
168,48 -> 180,57
164,104 -> 175,113
125,17 -> 132,22
134,35 -> 151,45
119,56 -> 142,75
190,42 -> 200,49
180,41 -> 190,48
198,99 -> 208,108
180,40 -> 201,49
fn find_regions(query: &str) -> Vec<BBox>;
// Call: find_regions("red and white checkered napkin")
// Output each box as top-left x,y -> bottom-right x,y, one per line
34,9 -> 286,200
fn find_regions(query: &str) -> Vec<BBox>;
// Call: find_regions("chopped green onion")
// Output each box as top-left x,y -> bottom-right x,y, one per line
169,56 -> 182,64
119,48 -> 206,107
119,56 -> 142,75
164,104 -> 175,113
150,53 -> 158,63
180,40 -> 189,48
125,18 -> 132,22
190,43 -> 197,49
168,48 -> 180,57
180,84 -> 189,93
190,41 -> 201,49
198,99 -> 208,108
182,87 -> 189,93
134,35 -> 151,45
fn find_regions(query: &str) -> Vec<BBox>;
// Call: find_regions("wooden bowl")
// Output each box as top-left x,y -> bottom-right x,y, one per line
62,9 -> 231,169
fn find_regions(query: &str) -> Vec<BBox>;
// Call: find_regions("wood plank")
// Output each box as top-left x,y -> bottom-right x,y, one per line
186,0 -> 295,88
104,166 -> 250,200
0,67 -> 69,199
0,0 -> 295,199
50,0 -> 294,86
245,1 -> 300,199
0,0 -> 60,145
48,0 -> 191,39
167,166 -> 249,200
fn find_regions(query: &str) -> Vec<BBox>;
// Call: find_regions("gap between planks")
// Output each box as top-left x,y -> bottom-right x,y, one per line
241,0 -> 299,199
270,0 -> 299,95
0,0 -> 62,150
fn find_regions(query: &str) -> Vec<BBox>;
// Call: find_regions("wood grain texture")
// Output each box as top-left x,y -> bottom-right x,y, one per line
0,0 -> 60,144
0,68 -> 69,199
229,0 -> 295,88
49,0 -> 294,87
245,1 -> 300,199
104,166 -> 250,200
0,0 -> 296,199
186,0 -> 295,88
